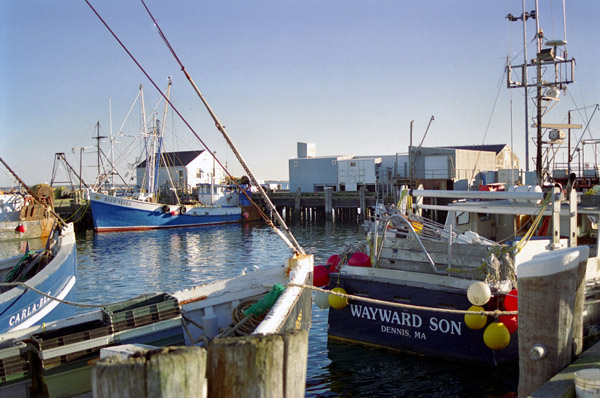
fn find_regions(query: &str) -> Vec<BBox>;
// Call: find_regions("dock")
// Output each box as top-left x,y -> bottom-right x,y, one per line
52,187 -> 402,230
531,340 -> 600,397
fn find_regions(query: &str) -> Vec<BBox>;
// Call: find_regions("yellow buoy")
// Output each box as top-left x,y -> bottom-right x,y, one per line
464,305 -> 487,330
329,287 -> 348,309
483,321 -> 510,350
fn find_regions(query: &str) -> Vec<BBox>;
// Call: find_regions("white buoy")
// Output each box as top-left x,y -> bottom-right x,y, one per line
467,281 -> 492,306
314,290 -> 331,309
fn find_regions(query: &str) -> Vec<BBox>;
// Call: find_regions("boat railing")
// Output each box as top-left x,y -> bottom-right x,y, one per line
379,214 -> 446,275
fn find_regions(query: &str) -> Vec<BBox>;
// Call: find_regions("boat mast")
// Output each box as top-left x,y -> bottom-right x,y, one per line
534,0 -> 543,183
506,1 -> 574,185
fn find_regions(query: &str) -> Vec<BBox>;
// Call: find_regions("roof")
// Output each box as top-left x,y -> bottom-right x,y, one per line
137,150 -> 204,168
443,144 -> 509,155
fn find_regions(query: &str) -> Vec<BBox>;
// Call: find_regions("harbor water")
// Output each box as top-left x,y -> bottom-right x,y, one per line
1,221 -> 518,397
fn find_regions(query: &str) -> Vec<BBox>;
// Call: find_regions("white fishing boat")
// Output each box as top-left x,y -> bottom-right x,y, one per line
0,185 -> 56,241
0,158 -> 78,336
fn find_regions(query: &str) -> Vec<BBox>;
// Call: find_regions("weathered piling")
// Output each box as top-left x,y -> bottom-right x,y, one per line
92,346 -> 207,398
324,187 -> 333,220
92,330 -> 308,398
208,330 -> 308,398
518,246 -> 589,397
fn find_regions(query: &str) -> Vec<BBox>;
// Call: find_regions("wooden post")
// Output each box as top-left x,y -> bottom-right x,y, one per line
324,187 -> 333,220
359,185 -> 366,221
93,346 -> 207,398
281,330 -> 309,398
294,188 -> 301,220
518,246 -> 589,397
208,330 -> 308,398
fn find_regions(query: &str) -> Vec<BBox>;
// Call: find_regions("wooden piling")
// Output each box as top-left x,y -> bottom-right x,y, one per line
517,246 -> 589,397
324,187 -> 333,220
207,330 -> 308,398
92,346 -> 207,398
359,185 -> 366,221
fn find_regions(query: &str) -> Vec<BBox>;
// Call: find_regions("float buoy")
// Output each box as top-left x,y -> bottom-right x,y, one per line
313,265 -> 330,288
348,252 -> 371,267
483,321 -> 510,350
499,314 -> 518,334
161,205 -> 170,213
180,206 -> 187,214
504,289 -> 518,311
329,287 -> 348,309
314,290 -> 331,309
464,305 -> 487,330
15,224 -> 26,234
467,281 -> 491,306
326,255 -> 341,273
170,210 -> 178,216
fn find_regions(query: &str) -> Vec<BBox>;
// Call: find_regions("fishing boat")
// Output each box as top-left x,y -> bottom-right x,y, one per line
0,159 -> 78,335
322,3 -> 600,365
88,79 -> 244,233
323,186 -> 599,364
0,185 -> 56,241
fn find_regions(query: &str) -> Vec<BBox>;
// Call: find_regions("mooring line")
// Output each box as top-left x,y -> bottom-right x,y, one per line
289,283 -> 518,317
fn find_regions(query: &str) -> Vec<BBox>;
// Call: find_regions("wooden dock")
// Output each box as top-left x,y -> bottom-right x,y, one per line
255,187 -> 398,222
52,188 -> 401,229
530,340 -> 600,397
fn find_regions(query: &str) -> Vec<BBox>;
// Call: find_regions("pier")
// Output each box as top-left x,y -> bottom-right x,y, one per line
255,187 -> 398,222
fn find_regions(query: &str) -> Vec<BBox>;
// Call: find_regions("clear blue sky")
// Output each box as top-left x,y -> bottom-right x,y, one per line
1,1 -> 598,187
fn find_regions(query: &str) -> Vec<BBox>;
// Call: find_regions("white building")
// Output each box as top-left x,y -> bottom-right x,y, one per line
136,150 -> 224,193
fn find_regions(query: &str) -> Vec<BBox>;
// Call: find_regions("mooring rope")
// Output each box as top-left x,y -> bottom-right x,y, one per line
289,283 -> 519,317
0,281 -> 105,308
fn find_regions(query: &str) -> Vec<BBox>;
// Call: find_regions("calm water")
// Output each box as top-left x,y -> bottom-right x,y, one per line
0,221 -> 518,397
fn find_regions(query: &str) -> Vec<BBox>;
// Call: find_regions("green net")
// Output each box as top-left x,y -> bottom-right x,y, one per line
243,283 -> 285,317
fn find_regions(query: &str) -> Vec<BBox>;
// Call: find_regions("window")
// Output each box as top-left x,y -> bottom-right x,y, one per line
332,160 -> 337,165
196,169 -> 202,178
294,161 -> 298,167
350,162 -> 356,167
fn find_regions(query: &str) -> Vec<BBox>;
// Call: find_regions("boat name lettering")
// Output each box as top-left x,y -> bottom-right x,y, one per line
102,196 -> 133,207
8,294 -> 51,326
350,304 -> 461,336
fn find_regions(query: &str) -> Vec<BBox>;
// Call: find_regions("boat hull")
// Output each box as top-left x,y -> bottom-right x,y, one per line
90,192 -> 242,232
0,224 -> 77,333
327,269 -> 518,365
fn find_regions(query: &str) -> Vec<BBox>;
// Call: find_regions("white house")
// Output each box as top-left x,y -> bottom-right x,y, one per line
136,150 -> 224,193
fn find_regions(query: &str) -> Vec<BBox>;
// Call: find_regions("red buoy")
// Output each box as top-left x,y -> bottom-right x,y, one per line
15,224 -> 26,234
504,289 -> 518,311
313,265 -> 330,288
348,252 -> 371,267
499,314 -> 518,334
326,255 -> 341,273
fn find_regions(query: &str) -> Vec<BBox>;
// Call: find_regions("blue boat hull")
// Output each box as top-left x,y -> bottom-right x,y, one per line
90,193 -> 242,232
327,272 -> 518,365
0,225 -> 77,333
